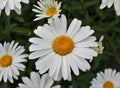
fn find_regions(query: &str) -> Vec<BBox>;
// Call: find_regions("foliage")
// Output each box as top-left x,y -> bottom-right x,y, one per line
0,0 -> 120,88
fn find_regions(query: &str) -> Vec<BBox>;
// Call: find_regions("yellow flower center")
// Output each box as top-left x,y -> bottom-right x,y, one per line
52,36 -> 74,56
103,81 -> 114,88
46,7 -> 57,17
0,55 -> 12,67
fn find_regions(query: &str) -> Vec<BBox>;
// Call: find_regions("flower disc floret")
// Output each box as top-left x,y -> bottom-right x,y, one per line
0,55 -> 12,67
52,36 -> 74,55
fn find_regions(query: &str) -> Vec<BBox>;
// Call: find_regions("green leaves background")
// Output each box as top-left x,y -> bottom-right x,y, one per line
0,0 -> 120,88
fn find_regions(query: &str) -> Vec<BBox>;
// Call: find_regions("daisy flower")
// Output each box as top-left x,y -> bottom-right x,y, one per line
0,41 -> 28,83
29,14 -> 98,81
0,0 -> 29,15
93,35 -> 104,54
17,72 -> 61,88
90,68 -> 120,88
32,0 -> 61,23
100,0 -> 120,16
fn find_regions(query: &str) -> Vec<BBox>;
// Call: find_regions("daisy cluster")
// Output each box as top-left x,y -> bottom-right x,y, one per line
0,0 -> 120,88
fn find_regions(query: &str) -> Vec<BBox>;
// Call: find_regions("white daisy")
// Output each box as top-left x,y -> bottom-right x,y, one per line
0,0 -> 29,15
100,0 -> 120,16
29,14 -> 98,81
17,72 -> 61,88
93,35 -> 104,54
32,0 -> 61,23
90,68 -> 120,88
0,41 -> 28,83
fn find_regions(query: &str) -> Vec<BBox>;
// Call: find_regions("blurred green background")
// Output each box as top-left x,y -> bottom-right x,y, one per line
0,0 -> 120,88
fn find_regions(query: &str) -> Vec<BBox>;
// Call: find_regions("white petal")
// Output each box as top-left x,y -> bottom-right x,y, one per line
14,6 -> 21,15
31,72 -> 40,87
3,69 -> 8,82
60,15 -> 67,34
36,52 -> 54,74
5,3 -> 10,15
116,10 -> 120,16
73,47 -> 97,60
11,66 -> 20,76
100,3 -> 107,9
9,0 -> 14,9
75,41 -> 98,48
21,0 -> 29,4
0,43 -> 5,56
40,74 -> 52,88
114,0 -> 120,10
29,43 -> 51,51
33,16 -> 45,21
73,26 -> 94,42
85,36 -> 97,42
52,85 -> 61,88
0,70 -> 4,81
18,83 -> 28,88
61,57 -> 69,80
12,46 -> 23,55
8,41 -> 18,54
67,20 -> 82,38
50,54 -> 62,81
34,26 -> 55,40
13,46 -> 25,56
52,16 -> 62,35
14,63 -> 25,71
29,49 -> 52,59
37,1 -> 46,11
13,55 -> 27,63
32,8 -> 42,13
0,0 -> 7,9
29,37 -> 51,44
49,54 -> 59,77
107,0 -> 114,8
66,18 -> 78,36
7,68 -> 13,82
14,2 -> 21,9
49,20 -> 60,36
71,53 -> 90,71
66,54 -> 79,75
0,9 -> 1,15
44,75 -> 53,88
22,77 -> 34,87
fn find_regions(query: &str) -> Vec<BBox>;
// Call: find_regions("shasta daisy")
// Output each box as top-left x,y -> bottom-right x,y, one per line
32,0 -> 61,23
100,0 -> 120,16
90,68 -> 120,88
0,0 -> 29,15
18,72 -> 61,88
0,41 -> 28,83
29,14 -> 98,81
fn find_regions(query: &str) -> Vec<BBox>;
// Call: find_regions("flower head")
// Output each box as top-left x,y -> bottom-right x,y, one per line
90,68 -> 120,88
0,41 -> 28,83
17,72 -> 60,88
0,0 -> 29,15
94,35 -> 104,54
100,0 -> 120,16
29,14 -> 98,81
32,0 -> 61,22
